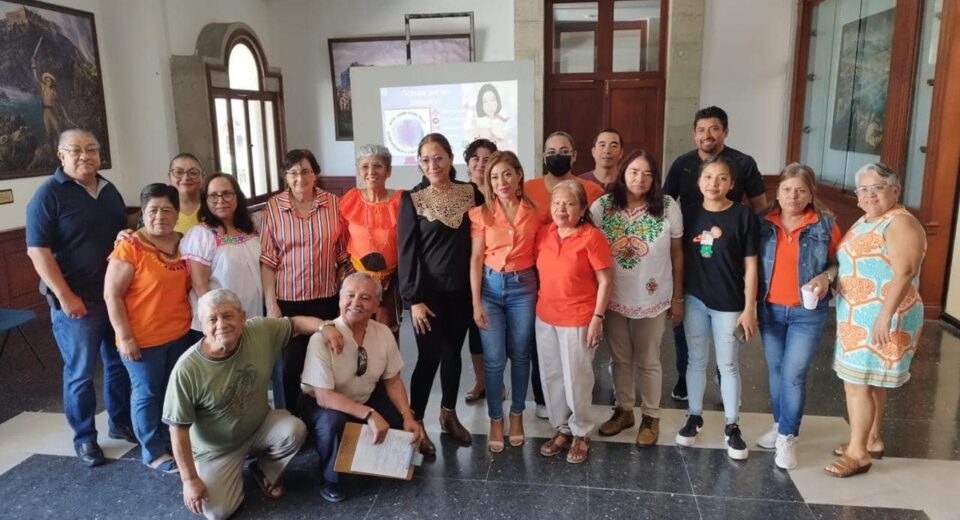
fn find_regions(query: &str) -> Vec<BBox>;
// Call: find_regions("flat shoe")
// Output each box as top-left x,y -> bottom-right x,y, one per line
832,443 -> 884,460
465,388 -> 486,403
150,458 -> 179,475
824,455 -> 871,478
539,433 -> 572,457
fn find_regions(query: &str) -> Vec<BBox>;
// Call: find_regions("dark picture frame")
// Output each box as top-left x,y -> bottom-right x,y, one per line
0,0 -> 110,179
328,34 -> 471,141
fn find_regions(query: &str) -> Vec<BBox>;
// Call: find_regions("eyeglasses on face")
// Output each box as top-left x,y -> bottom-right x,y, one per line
59,147 -> 100,158
170,168 -> 202,179
853,184 -> 889,196
207,191 -> 236,202
418,155 -> 447,167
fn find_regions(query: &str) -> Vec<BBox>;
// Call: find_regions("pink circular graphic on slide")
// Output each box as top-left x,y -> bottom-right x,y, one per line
386,111 -> 429,155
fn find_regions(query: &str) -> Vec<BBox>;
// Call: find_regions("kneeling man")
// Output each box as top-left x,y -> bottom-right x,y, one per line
300,272 -> 424,503
163,289 -> 329,519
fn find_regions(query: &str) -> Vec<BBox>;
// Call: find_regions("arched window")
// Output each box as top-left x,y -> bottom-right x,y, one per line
210,32 -> 283,204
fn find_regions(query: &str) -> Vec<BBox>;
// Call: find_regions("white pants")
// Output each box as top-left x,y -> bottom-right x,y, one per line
535,317 -> 597,437
197,409 -> 307,520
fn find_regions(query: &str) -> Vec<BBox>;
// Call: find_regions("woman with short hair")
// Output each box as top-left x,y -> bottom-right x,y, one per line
535,180 -> 612,464
104,183 -> 194,474
338,144 -> 404,340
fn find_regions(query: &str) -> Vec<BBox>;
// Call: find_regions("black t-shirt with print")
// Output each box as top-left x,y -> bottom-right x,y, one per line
663,146 -> 766,211
682,202 -> 760,312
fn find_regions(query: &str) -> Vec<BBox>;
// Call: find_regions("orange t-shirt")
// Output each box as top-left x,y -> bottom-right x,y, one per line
524,176 -> 605,224
535,223 -> 612,326
765,210 -> 841,306
338,188 -> 403,273
469,200 -> 542,272
109,236 -> 191,348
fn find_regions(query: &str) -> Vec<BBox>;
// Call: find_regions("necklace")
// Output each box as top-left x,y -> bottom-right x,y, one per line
136,230 -> 181,260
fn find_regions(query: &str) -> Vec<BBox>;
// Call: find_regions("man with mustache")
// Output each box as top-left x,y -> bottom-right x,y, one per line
162,288 -> 337,519
299,272 -> 424,503
662,106 -> 768,402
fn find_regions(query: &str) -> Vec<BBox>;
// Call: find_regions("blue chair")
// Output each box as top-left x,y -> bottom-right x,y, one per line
0,308 -> 45,368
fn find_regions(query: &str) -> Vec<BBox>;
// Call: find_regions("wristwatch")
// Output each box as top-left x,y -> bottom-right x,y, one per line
319,321 -> 336,334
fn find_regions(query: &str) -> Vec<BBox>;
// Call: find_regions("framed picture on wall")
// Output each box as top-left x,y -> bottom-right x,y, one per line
328,34 -> 471,141
0,0 -> 110,179
829,7 -> 895,155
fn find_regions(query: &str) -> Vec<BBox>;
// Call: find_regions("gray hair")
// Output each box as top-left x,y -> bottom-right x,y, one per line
341,272 -> 383,302
197,288 -> 243,319
355,144 -> 392,169
58,129 -> 100,149
545,130 -> 575,150
551,179 -> 594,226
854,162 -> 901,190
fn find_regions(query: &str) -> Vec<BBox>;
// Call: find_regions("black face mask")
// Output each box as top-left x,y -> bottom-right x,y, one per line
544,154 -> 572,176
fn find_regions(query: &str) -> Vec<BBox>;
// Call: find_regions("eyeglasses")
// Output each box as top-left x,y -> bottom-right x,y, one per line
285,168 -> 315,177
59,147 -> 100,158
355,346 -> 368,377
853,184 -> 889,196
170,168 -> 202,179
207,191 -> 236,202
418,155 -> 447,167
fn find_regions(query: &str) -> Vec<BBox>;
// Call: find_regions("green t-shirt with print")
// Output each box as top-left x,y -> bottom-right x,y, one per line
162,317 -> 292,461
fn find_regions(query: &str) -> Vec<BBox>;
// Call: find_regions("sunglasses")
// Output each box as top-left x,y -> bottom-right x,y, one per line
356,345 -> 368,377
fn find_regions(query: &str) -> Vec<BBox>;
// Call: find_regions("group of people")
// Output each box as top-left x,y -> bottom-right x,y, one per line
24,103 -> 926,518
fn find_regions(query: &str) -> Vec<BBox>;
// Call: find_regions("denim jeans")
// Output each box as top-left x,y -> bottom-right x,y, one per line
759,302 -> 828,436
121,332 -> 194,465
50,300 -> 131,446
683,294 -> 742,424
478,266 -> 536,419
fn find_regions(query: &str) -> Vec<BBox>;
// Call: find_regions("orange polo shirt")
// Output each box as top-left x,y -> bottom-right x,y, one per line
524,176 -> 605,224
535,223 -> 612,327
765,209 -> 841,306
469,201 -> 542,272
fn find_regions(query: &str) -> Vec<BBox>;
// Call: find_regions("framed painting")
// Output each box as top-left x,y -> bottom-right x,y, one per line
829,7 -> 895,155
328,34 -> 471,141
0,0 -> 110,179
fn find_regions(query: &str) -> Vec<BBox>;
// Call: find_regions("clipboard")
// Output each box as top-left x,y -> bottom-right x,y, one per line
334,422 -> 416,480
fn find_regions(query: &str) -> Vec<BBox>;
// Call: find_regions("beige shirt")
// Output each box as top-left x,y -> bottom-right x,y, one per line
300,317 -> 402,403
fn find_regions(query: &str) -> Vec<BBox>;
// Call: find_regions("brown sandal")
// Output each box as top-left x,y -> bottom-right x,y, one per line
566,436 -> 590,464
832,443 -> 884,460
249,461 -> 285,499
824,455 -> 872,478
539,432 -> 572,457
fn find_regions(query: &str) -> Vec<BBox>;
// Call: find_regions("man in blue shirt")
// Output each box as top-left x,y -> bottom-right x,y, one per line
26,129 -> 135,467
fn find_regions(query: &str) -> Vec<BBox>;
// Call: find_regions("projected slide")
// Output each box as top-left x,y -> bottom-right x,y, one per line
380,80 -> 518,166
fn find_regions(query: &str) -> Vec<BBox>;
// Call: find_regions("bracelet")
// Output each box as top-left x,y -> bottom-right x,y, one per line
671,298 -> 684,304
593,313 -> 604,319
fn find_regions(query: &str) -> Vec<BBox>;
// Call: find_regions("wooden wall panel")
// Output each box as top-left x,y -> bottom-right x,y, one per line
608,80 -> 664,164
545,84 -> 605,175
0,229 -> 44,311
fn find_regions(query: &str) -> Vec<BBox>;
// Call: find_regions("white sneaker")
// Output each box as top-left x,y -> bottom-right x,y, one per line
756,423 -> 779,449
535,404 -> 549,420
774,434 -> 797,470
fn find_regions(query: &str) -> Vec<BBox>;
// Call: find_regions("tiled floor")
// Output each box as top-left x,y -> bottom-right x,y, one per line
0,311 -> 957,519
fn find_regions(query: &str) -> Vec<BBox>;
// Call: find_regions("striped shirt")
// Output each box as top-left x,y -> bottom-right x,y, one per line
260,190 -> 347,301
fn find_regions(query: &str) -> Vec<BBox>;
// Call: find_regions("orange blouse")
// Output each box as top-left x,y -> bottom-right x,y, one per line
338,188 -> 403,274
765,210 -> 841,306
524,176 -> 605,224
469,200 -> 542,272
109,235 -> 191,348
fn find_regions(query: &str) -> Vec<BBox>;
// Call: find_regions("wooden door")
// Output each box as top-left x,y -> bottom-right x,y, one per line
545,0 -> 668,174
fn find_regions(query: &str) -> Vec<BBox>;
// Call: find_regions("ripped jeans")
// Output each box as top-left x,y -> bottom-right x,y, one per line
682,293 -> 742,425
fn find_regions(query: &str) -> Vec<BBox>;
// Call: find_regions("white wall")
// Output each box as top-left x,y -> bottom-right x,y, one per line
700,0 -> 796,174
267,0 -> 515,176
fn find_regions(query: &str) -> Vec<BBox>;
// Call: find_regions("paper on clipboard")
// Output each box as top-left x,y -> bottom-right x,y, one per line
333,422 -> 421,480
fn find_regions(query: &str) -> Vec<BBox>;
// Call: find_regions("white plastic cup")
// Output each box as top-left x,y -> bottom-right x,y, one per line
801,284 -> 819,310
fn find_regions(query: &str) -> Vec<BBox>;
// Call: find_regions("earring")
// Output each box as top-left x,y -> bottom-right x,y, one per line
516,187 -> 522,198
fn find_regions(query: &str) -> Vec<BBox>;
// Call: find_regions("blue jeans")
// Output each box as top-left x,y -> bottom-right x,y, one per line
477,266 -> 536,420
683,294 -> 742,424
51,300 -> 131,447
121,332 -> 194,465
759,302 -> 828,436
